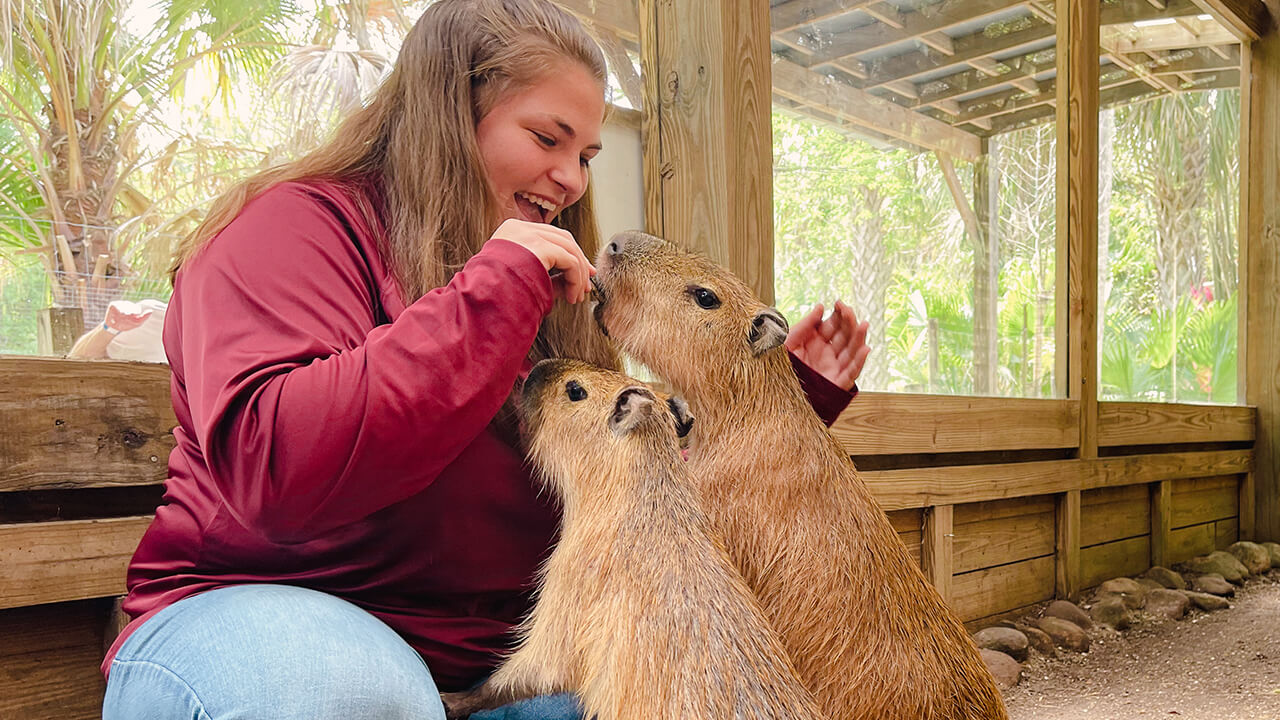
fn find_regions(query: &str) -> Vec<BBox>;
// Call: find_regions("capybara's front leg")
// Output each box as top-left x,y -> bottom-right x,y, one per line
440,679 -> 528,719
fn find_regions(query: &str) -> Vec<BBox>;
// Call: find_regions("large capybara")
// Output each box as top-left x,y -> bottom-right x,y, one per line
440,359 -> 825,720
592,231 -> 1009,720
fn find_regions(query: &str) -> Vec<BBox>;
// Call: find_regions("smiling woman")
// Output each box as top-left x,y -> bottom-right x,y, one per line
99,1 -> 623,719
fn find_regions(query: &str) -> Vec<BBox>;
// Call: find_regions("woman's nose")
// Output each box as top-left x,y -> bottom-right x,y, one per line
550,156 -> 587,198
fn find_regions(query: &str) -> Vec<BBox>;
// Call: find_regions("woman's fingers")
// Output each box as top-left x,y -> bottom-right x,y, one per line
490,219 -> 594,303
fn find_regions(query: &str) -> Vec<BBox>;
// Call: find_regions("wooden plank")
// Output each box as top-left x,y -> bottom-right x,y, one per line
0,600 -> 109,720
640,0 -> 775,303
923,504 -> 954,602
1152,479 -> 1173,568
861,450 -> 1253,511
798,0 -> 1027,65
1240,471 -> 1256,541
1245,27 -> 1280,544
770,58 -> 982,161
887,508 -> 923,568
849,0 -> 1204,90
0,356 -> 174,492
830,394 -> 1078,455
0,516 -> 151,609
1081,535 -> 1152,588
951,555 -> 1056,622
1104,20 -> 1239,53
1098,401 -> 1257,446
1186,0 -> 1271,40
1081,484 -> 1150,546
952,502 -> 1055,575
1058,0 -> 1100,458
1215,517 -> 1240,548
1169,522 -> 1217,562
1056,490 -> 1082,599
1171,475 -> 1239,528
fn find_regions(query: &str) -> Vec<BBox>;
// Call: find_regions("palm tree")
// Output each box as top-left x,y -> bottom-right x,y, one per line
0,0 -> 292,325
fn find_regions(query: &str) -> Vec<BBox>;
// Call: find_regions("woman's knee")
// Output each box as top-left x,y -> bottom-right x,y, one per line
104,584 -> 446,720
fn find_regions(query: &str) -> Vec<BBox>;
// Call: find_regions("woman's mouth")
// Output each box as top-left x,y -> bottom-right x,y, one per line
516,192 -> 557,223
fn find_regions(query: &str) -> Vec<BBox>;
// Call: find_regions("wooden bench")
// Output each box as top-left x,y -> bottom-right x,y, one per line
0,356 -> 174,720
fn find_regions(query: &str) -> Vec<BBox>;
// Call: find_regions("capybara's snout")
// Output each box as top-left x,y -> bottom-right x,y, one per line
597,230 -> 666,268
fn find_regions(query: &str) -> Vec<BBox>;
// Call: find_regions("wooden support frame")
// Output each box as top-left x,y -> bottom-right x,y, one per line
639,0 -> 776,303
923,504 -> 955,603
1151,479 -> 1173,567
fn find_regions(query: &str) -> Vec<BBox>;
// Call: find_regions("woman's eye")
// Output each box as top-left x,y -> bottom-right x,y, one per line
690,287 -> 721,310
566,380 -> 588,401
533,132 -> 556,147
579,156 -> 591,168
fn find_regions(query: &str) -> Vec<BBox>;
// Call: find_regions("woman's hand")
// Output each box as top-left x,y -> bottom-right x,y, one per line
785,300 -> 870,392
489,219 -> 593,304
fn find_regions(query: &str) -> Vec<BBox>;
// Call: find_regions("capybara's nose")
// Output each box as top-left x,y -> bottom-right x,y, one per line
605,230 -> 657,258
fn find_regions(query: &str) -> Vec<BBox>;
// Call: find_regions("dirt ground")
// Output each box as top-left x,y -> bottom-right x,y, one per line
1003,571 -> 1280,719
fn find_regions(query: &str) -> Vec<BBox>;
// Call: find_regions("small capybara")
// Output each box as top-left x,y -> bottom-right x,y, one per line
440,359 -> 825,720
592,230 -> 1009,720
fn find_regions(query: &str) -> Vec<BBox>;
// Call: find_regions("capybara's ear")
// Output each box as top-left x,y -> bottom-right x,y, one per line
610,386 -> 657,436
666,396 -> 695,438
749,308 -> 789,356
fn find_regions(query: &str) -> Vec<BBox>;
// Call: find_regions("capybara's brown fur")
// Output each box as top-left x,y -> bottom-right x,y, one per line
592,231 -> 1009,720
441,359 -> 825,720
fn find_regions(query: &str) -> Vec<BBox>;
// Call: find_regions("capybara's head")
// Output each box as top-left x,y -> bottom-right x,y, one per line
592,231 -> 789,395
521,358 -> 694,497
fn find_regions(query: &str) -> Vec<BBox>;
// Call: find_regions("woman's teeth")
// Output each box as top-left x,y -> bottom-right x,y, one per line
517,191 -> 557,219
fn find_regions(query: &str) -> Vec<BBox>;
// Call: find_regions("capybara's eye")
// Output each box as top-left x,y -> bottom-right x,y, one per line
688,286 -> 721,310
566,380 -> 588,401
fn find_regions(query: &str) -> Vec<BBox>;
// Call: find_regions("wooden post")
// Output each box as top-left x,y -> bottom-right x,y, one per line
1150,479 -> 1172,568
922,504 -> 954,605
639,0 -> 775,303
36,306 -> 84,356
1239,472 -> 1257,542
973,140 -> 999,396
1055,0 -> 1099,596
1245,16 -> 1280,543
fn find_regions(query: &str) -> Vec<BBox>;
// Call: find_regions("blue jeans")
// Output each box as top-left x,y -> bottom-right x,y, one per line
103,584 -> 582,720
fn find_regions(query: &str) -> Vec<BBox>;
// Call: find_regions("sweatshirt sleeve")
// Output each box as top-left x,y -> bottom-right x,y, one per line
175,185 -> 553,542
789,351 -> 857,427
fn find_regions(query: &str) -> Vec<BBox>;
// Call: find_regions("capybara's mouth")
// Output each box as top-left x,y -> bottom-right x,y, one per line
590,277 -> 609,337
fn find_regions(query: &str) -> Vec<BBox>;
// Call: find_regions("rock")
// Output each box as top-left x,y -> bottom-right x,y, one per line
972,627 -> 1029,662
1088,595 -> 1135,630
1185,591 -> 1230,611
1144,588 -> 1190,619
1136,577 -> 1165,592
979,648 -> 1022,690
1036,616 -> 1090,652
1228,541 -> 1272,575
1191,573 -> 1235,597
1143,566 -> 1187,590
1015,624 -> 1057,658
1261,542 -> 1280,568
1183,552 -> 1249,584
1043,599 -> 1093,630
1097,577 -> 1147,609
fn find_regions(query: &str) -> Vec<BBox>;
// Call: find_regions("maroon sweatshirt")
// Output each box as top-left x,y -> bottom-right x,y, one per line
102,179 -> 853,690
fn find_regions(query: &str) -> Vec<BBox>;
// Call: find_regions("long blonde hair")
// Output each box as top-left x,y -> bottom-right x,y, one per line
174,0 -> 618,371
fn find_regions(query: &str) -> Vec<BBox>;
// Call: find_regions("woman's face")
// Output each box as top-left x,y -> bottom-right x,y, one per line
475,60 -> 605,227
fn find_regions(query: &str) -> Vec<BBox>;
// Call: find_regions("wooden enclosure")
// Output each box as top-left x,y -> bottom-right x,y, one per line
2,0 -> 1279,717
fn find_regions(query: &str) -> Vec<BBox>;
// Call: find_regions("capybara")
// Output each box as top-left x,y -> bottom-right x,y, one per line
440,358 -> 825,720
592,230 -> 1009,719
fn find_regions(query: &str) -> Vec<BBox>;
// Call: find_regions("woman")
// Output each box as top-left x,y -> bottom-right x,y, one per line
102,1 -> 867,718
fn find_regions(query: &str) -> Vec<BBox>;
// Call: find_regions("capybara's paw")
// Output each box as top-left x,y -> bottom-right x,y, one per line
440,690 -> 485,719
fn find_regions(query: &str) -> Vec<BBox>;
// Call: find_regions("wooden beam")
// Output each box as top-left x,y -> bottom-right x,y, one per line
1104,21 -> 1239,53
1098,401 -> 1256,446
936,151 -> 983,245
923,504 -> 955,603
1151,479 -> 1173,567
0,356 -> 175,492
771,0 -> 882,34
831,395 -> 1079,455
771,58 -> 982,161
801,0 -> 1027,66
0,517 -> 151,609
859,450 -> 1254,511
1239,471 -> 1256,541
1056,489 -> 1082,599
850,0 -> 1205,91
1057,0 -> 1100,458
1190,0 -> 1273,40
920,31 -> 956,56
640,0 -> 775,303
0,601 -> 111,719
1245,29 -> 1280,542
